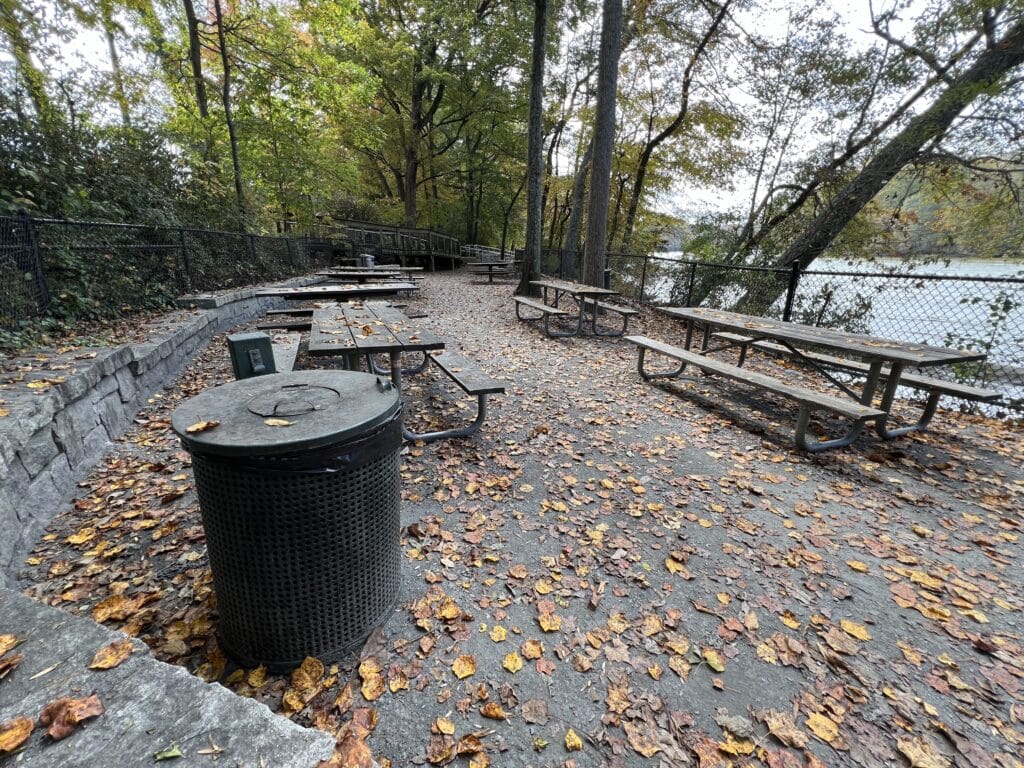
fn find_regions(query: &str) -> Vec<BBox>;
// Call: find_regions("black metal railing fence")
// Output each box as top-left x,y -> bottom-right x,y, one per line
0,214 -> 461,328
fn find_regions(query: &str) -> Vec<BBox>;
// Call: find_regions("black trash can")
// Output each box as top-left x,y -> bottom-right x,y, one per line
171,370 -> 402,670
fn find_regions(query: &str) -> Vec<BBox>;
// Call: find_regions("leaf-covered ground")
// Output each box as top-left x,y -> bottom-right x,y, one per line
18,270 -> 1024,767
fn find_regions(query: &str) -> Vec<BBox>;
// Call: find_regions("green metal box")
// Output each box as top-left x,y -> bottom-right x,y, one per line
227,332 -> 276,380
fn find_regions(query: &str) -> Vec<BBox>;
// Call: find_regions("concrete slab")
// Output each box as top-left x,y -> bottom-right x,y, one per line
0,589 -> 334,767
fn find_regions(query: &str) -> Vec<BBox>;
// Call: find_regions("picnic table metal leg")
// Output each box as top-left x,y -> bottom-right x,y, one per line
636,346 -> 686,380
403,394 -> 491,443
795,407 -> 868,452
873,361 -> 939,438
389,351 -> 403,391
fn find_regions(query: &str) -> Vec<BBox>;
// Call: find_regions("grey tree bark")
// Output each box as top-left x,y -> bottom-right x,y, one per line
517,0 -> 549,295
581,0 -> 624,287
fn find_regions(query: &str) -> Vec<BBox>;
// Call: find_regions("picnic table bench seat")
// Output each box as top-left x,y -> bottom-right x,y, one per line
579,298 -> 639,336
513,296 -> 574,337
710,331 -> 1000,403
625,335 -> 886,452
257,318 -> 313,331
404,349 -> 506,443
271,333 -> 301,372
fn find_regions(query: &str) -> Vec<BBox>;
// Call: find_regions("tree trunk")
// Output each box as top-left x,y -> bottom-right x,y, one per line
500,178 -> 526,258
778,18 -> 1024,269
517,0 -> 548,295
182,0 -> 208,119
581,0 -> 623,287
404,62 -> 425,228
562,138 -> 592,278
100,0 -> 131,128
0,0 -> 55,131
213,0 -> 246,230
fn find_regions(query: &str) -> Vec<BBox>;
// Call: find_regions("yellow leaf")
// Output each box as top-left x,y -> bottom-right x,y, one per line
452,655 -> 476,679
26,380 -> 51,389
668,655 -> 690,679
780,610 -> 800,629
718,733 -> 755,756
247,666 -> 267,688
917,604 -> 952,622
521,639 -> 543,659
846,560 -> 870,573
959,609 -> 989,624
263,418 -> 294,427
538,614 -> 561,632
756,642 -> 778,664
897,736 -> 952,768
806,713 -> 838,743
564,728 -> 583,752
502,652 -> 523,673
698,518 -> 714,528
716,592 -> 731,605
434,717 -> 455,735
0,716 -> 34,754
88,639 -> 134,670
0,635 -> 18,656
607,614 -> 629,634
702,648 -> 725,673
840,619 -> 871,641
185,420 -> 219,433
896,641 -> 923,666
534,580 -> 553,595
281,689 -> 305,714
489,625 -> 507,642
66,528 -> 96,545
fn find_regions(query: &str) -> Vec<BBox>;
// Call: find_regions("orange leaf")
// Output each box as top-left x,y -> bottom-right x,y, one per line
89,639 -> 134,670
452,655 -> 476,679
38,694 -> 104,740
0,717 -> 33,754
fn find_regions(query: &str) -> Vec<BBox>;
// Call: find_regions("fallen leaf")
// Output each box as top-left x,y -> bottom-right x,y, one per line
522,699 -> 549,725
154,744 -> 183,761
761,710 -> 808,748
185,420 -> 219,433
452,655 -> 476,679
805,712 -> 838,744
564,728 -> 583,752
263,418 -> 294,427
38,694 -> 104,740
480,702 -> 507,720
0,717 -> 33,754
839,619 -> 871,641
0,635 -> 18,656
89,639 -> 134,670
896,736 -> 952,768
502,652 -> 523,673
703,648 -> 726,672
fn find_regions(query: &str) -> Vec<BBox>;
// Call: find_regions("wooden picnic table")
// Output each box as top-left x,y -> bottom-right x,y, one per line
321,265 -> 423,273
658,306 -> 986,441
468,261 -> 517,283
256,282 -> 416,301
314,269 -> 408,282
307,301 -> 444,390
527,278 -> 624,337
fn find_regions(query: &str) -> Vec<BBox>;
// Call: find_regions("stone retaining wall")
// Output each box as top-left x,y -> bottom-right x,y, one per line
0,280 -> 313,586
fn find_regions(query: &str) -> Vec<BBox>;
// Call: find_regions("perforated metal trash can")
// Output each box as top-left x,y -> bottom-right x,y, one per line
171,370 -> 402,671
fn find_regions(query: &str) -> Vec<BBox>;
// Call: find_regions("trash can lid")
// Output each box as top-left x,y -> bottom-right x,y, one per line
171,370 -> 400,457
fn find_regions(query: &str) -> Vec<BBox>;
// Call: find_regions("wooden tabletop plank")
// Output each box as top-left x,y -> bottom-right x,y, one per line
530,278 -> 618,297
256,282 -> 416,300
660,307 -> 985,367
307,305 -> 359,356
361,303 -> 445,352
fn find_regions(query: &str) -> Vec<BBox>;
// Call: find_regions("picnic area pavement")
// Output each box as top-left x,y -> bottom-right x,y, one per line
9,269 -> 1024,767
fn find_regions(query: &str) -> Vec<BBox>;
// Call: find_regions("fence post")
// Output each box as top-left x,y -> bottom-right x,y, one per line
17,210 -> 51,314
639,255 -> 648,305
177,227 -> 193,292
247,233 -> 258,264
685,262 -> 698,306
782,261 -> 801,321
284,236 -> 295,269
